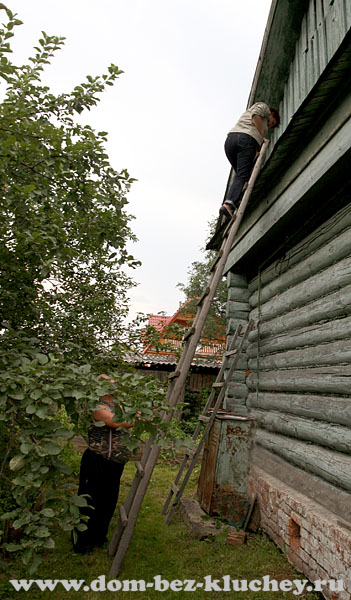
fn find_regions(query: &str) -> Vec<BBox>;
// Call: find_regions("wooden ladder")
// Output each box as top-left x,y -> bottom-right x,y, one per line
162,319 -> 254,524
108,138 -> 269,577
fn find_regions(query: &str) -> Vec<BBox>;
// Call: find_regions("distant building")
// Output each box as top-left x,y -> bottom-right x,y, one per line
126,302 -> 225,402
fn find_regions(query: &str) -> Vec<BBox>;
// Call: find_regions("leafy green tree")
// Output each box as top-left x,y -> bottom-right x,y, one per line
0,4 -> 170,572
0,10 -> 140,360
141,220 -> 227,360
0,347 -> 169,574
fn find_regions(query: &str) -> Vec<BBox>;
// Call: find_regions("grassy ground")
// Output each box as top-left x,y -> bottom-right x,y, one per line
1,460 -> 321,600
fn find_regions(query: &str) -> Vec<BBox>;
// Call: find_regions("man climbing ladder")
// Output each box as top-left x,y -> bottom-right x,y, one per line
220,102 -> 280,220
108,137 -> 270,578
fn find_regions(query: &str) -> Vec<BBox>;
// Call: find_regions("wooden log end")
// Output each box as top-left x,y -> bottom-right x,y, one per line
226,528 -> 247,546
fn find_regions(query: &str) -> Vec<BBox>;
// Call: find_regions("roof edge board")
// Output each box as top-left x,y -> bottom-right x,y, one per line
248,0 -> 307,109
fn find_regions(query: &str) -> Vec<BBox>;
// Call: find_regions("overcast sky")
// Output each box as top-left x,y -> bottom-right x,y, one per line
8,0 -> 272,319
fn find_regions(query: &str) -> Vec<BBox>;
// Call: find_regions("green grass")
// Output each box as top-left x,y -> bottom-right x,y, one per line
1,461 -> 321,600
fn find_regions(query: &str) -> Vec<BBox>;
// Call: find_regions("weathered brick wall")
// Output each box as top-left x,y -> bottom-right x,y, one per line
249,466 -> 351,599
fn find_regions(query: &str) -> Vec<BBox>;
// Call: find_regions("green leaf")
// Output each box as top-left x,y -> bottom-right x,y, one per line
39,442 -> 61,455
22,548 -> 33,565
9,455 -> 25,471
5,543 -> 20,552
35,526 -> 50,538
71,494 -> 89,507
13,514 -> 31,528
23,183 -> 36,194
13,476 -> 27,486
40,265 -> 50,278
71,390 -> 86,399
41,508 -> 55,517
29,555 -> 42,575
36,407 -> 49,419
54,428 -> 74,439
20,442 -> 32,455
1,511 -> 16,520
8,389 -> 25,400
35,353 -> 49,365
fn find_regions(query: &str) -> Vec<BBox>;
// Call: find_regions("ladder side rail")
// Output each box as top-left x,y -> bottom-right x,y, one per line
163,216 -> 235,407
109,355 -> 210,557
163,138 -> 269,414
111,319 -> 248,560
161,325 -> 243,516
191,322 -> 242,424
166,262 -> 222,385
108,140 -> 269,575
108,434 -> 156,555
111,355 -> 208,555
183,320 -> 242,441
109,386 -> 181,556
164,260 -> 227,410
164,321 -> 253,524
109,444 -> 161,578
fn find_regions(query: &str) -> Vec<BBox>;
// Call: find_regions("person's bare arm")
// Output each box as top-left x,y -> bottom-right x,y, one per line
93,399 -> 134,429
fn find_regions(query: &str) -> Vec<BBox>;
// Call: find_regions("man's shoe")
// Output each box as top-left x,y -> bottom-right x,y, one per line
71,530 -> 95,554
219,204 -> 233,220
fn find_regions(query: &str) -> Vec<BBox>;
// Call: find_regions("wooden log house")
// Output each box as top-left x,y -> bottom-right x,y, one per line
126,304 -> 225,407
222,0 -> 351,594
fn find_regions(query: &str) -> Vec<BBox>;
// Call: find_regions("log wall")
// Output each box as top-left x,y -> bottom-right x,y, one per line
224,272 -> 250,415
246,203 -> 351,519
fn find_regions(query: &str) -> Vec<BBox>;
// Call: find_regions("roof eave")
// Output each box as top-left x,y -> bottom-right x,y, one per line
248,0 -> 307,110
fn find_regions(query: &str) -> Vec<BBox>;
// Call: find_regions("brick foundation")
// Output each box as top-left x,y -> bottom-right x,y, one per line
249,466 -> 351,599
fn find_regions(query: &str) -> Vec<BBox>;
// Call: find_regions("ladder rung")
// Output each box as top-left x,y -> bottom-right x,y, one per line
169,370 -> 181,379
171,483 -> 179,495
135,461 -> 144,477
197,287 -> 211,306
242,323 -> 251,335
225,349 -> 238,357
185,448 -> 195,458
119,505 -> 128,528
183,326 -> 196,341
212,382 -> 224,388
198,415 -> 210,422
210,249 -> 224,272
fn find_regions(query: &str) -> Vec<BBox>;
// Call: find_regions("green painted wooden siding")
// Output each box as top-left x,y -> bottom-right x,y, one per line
267,0 -> 351,158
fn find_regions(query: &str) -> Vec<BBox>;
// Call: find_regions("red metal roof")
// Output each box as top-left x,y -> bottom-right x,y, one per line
148,315 -> 172,331
143,303 -> 225,358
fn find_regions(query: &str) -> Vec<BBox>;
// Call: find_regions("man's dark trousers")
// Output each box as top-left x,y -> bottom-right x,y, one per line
224,132 -> 258,208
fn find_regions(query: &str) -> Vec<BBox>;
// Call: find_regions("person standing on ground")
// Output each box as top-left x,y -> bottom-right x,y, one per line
220,102 -> 280,220
72,375 -> 134,554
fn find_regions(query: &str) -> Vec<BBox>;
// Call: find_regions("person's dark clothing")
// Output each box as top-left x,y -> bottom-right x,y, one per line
73,448 -> 125,553
224,132 -> 258,208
